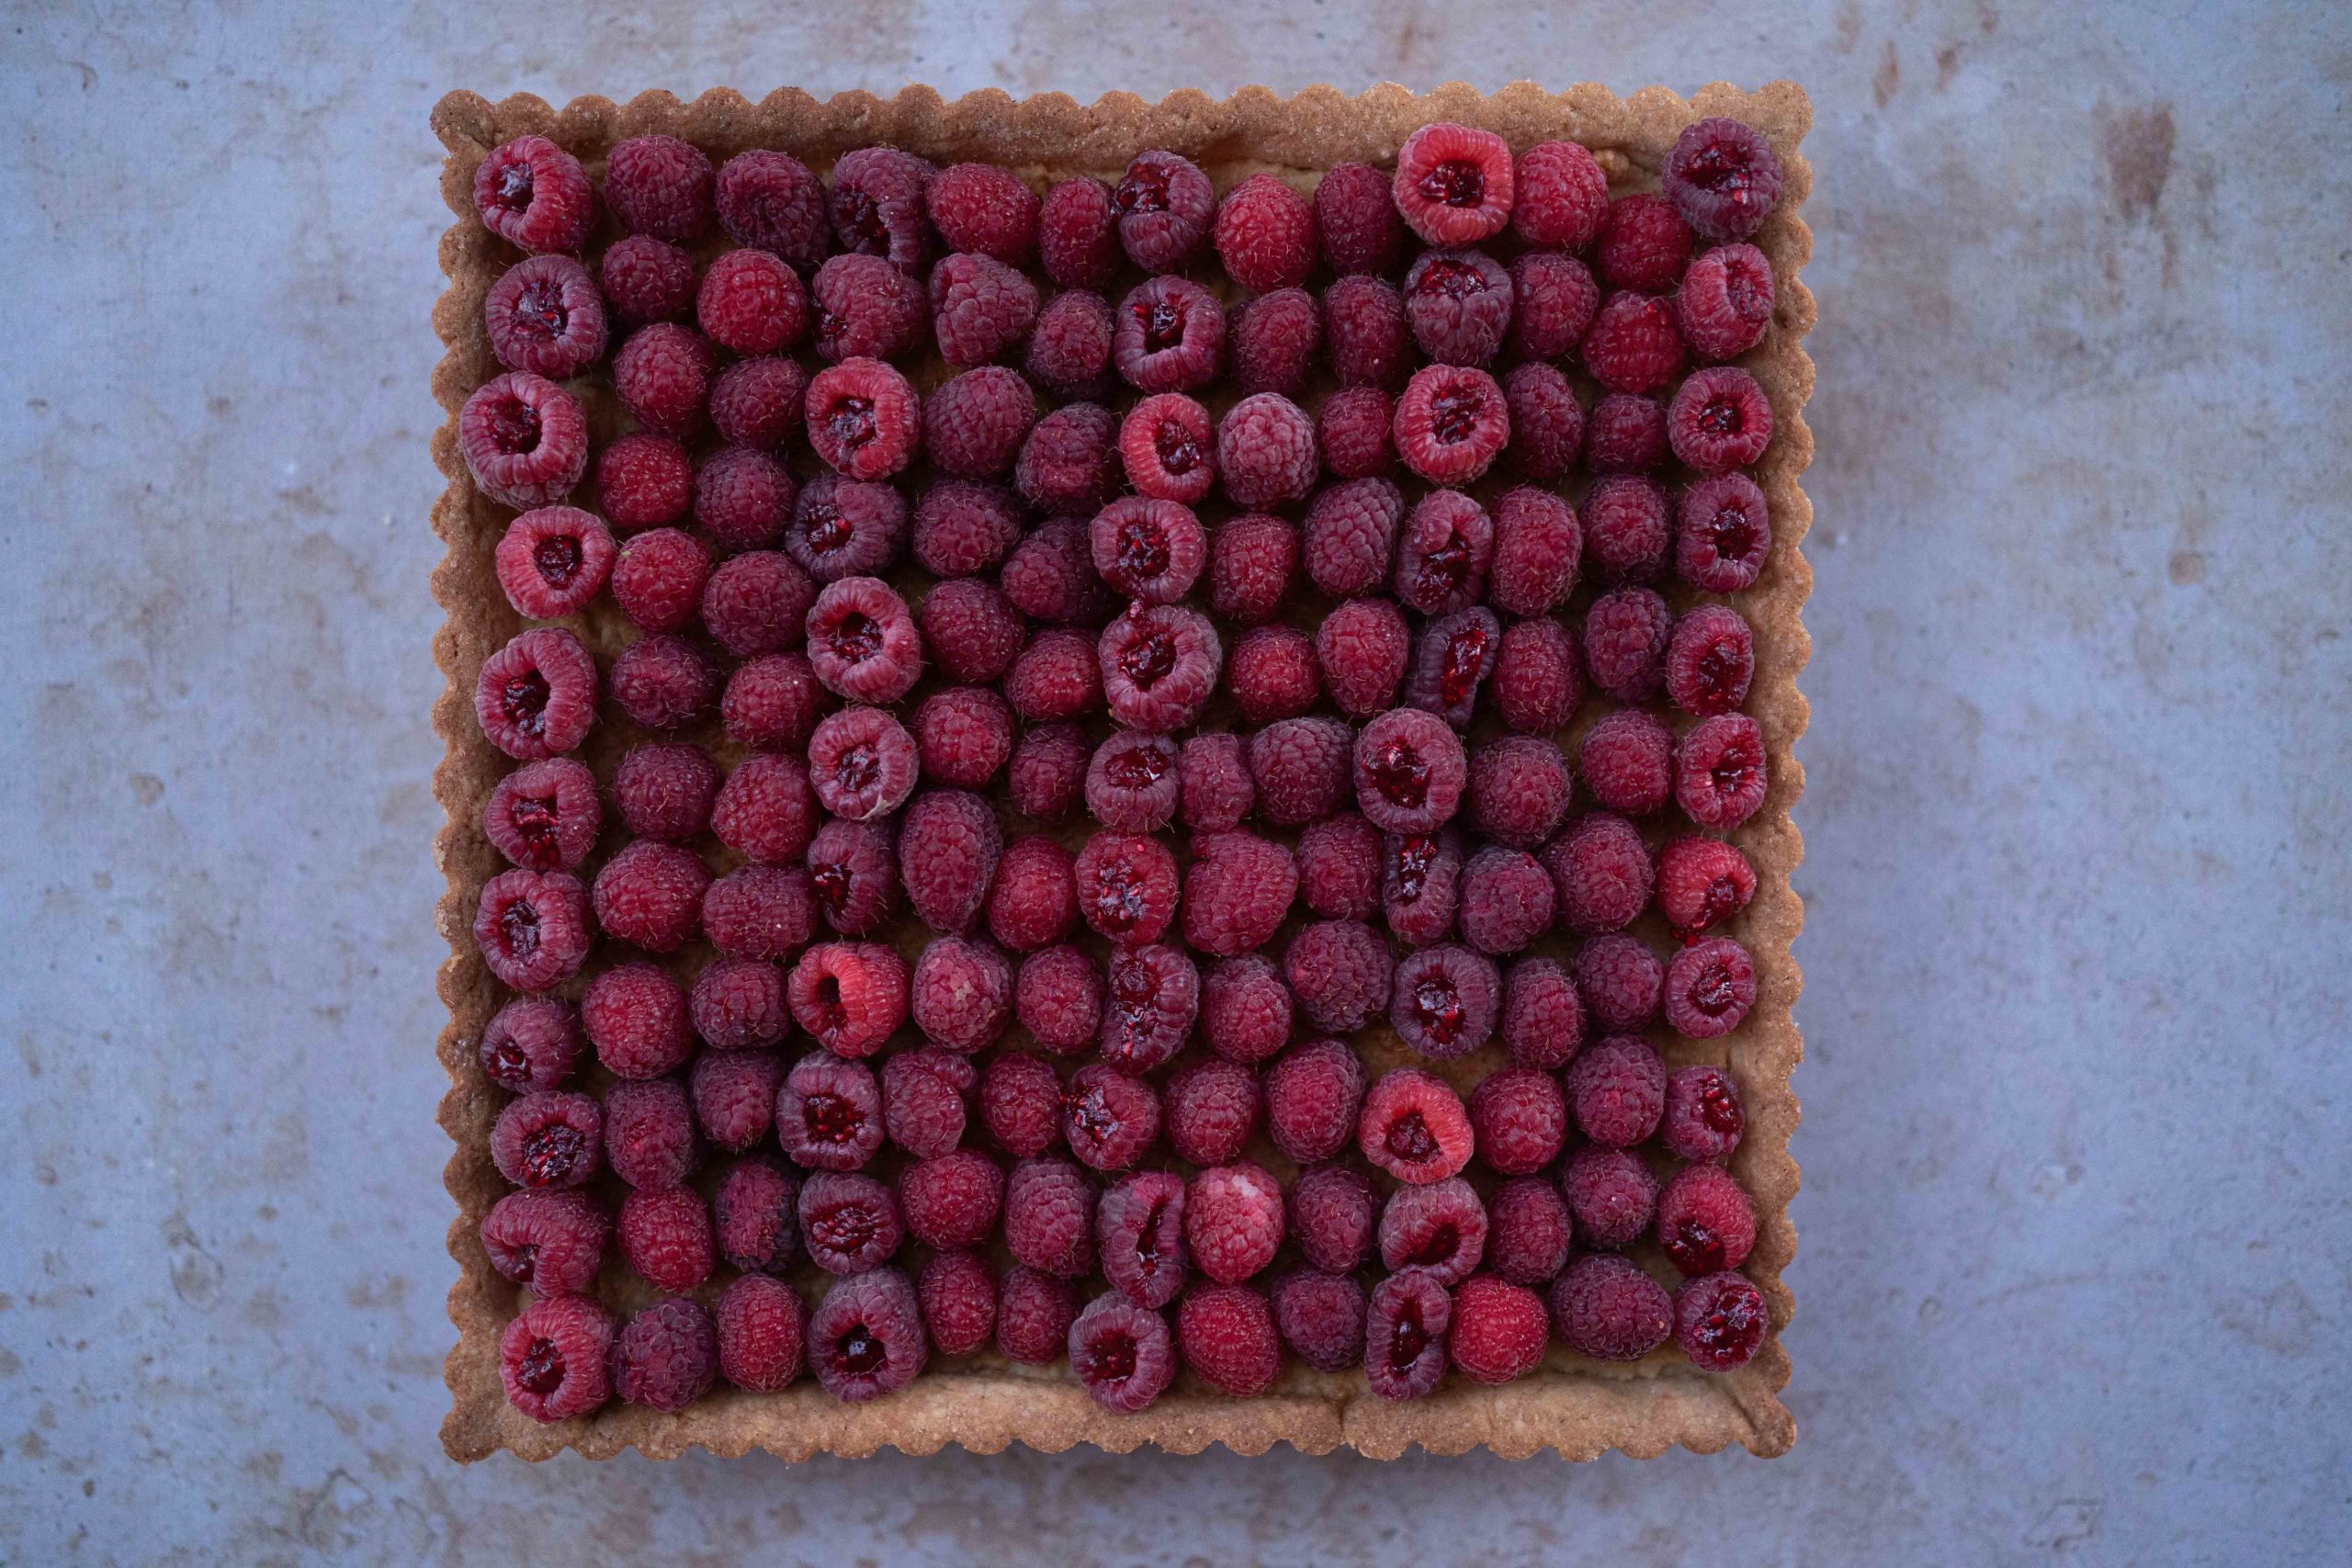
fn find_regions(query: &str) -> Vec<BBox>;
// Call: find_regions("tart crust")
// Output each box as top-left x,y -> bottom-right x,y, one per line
430,80 -> 1814,1463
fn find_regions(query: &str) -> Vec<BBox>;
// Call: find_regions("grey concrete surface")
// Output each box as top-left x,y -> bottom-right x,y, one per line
3,1 -> 2347,1562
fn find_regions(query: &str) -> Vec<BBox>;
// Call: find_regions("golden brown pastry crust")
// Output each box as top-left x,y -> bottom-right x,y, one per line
430,80 -> 1813,1464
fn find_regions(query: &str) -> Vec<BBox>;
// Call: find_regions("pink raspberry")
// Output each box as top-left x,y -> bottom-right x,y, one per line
1574,933 -> 1663,1034
484,757 -> 601,872
603,1078 -> 696,1190
1451,1274 -> 1548,1385
1584,585 -> 1672,703
1486,1177 -> 1573,1286
715,1157 -> 803,1274
1315,160 -> 1406,274
1580,708 -> 1675,816
716,148 -> 830,269
1465,735 -> 1572,850
689,956 -> 787,1051
1288,1164 -> 1377,1276
1678,472 -> 1773,592
1469,1065 -> 1567,1175
804,706 -> 917,824
500,1294 -> 615,1423
1016,942 -> 1105,1054
1457,846 -> 1555,956
806,357 -> 922,479
1073,831 -> 1179,945
1114,276 -> 1225,392
605,134 -> 713,242
1315,595 -> 1410,718
484,254 -> 607,378
1091,496 -> 1207,604
799,1169 -> 905,1275
1392,943 -> 1501,1059
1665,936 -> 1758,1040
787,942 -> 909,1062
925,162 -> 1040,265
1596,192 -> 1693,292
491,1089 -> 602,1191
581,964 -> 689,1081
1096,1169 -> 1189,1309
1582,290 -> 1685,395
1178,731 -> 1256,831
1273,1269 -> 1367,1373
458,372 -> 589,509
612,322 -> 715,437
898,788 -> 1003,933
1323,275 -> 1409,389
1666,118 -> 1784,242
913,481 -> 1025,580
915,686 -> 1014,791
1205,513 -> 1299,626
1566,1033 -> 1667,1147
980,1051 -> 1064,1157
480,1189 -> 606,1296
1229,287 -> 1323,398
806,818 -> 898,936
1657,1162 -> 1758,1278
1070,1293 -> 1176,1412
1512,140 -> 1608,249
697,247 -> 808,355
702,864 -> 815,963
1393,365 -> 1509,486
1677,242 -> 1776,360
1501,363 -> 1585,481
1383,828 -> 1463,948
1178,1282 -> 1283,1396
717,1272 -> 808,1392
911,934 -> 1014,1053
1214,173 -> 1315,292
1359,1067 -> 1473,1185
473,135 -> 594,254
711,753 -> 817,866
1379,1176 -> 1487,1284
1553,1253 -> 1673,1361
929,251 -> 1038,366
1084,729 -> 1182,833
829,146 -> 937,274
1200,953 -> 1293,1065
1492,616 -> 1584,734
1586,390 -> 1668,471
776,1052 -> 886,1169
1117,394 -> 1216,504
702,551 -> 816,660
1668,366 -> 1774,472
811,252 -> 929,362
1394,489 -> 1492,615
1364,1268 -> 1453,1400
1561,1144 -> 1658,1250
1283,919 -> 1390,1035
1226,624 -> 1321,725
611,527 -> 709,633
788,475 -> 906,584
1544,812 -> 1653,933
1006,722 -> 1087,822
923,367 -> 1036,479
805,575 -> 923,703
1003,630 -> 1102,723
1303,477 -> 1404,598
476,869 -> 592,989
1260,1035 -> 1367,1165
1249,716 -> 1353,826
809,1268 -> 928,1401
1674,1270 -> 1769,1371
1005,1156 -> 1095,1277
1183,830 -> 1299,958
1676,713 -> 1769,829
594,433 -> 693,531
1317,387 -> 1396,478
1354,706 -> 1468,834
997,1266 -> 1080,1363
1506,250 -> 1599,359
1038,175 -> 1120,288
1662,1065 -> 1747,1164
918,1250 -> 998,1358
1393,120 -> 1514,244
899,1146 -> 1005,1251
1666,604 -> 1757,718
723,652 -> 827,754
1097,944 -> 1199,1076
1100,604 -> 1221,733
1657,834 -> 1758,938
618,1185 -> 715,1292
1580,473 -> 1670,585
880,1047 -> 977,1160
600,235 -> 697,326
1404,246 -> 1511,366
1164,1059 -> 1261,1168
1184,1162 -> 1283,1285
1024,287 -> 1115,399
478,996 -> 582,1093
1113,149 -> 1215,272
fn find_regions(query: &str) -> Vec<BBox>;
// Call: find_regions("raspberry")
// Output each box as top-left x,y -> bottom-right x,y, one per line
480,1189 -> 606,1296
1100,604 -> 1221,732
807,818 -> 899,936
803,575 -> 922,702
1379,1177 -> 1487,1284
923,367 -> 1036,479
919,578 -> 1027,686
1576,477 -> 1668,589
1512,140 -> 1609,250
1665,609 -> 1757,721
1658,1162 -> 1758,1279
1005,1156 -> 1096,1277
1001,725 -> 1083,824
913,481 -> 1025,581
997,1266 -> 1080,1363
1098,1169 -> 1190,1309
1322,275 -> 1409,389
1595,193 -> 1694,293
1393,121 -> 1514,245
600,235 -> 698,326
1212,173 -> 1316,293
910,935 -> 1015,1054
485,255 -> 607,379
1666,936 -> 1758,1041
1315,595 -> 1410,717
701,551 -> 815,660
1666,118 -> 1784,242
1112,149 -> 1215,272
787,942 -> 909,1062
1678,473 -> 1773,593
1072,830 -> 1179,946
1394,490 -> 1492,615
474,134 -> 594,254
1359,1067 -> 1473,1185
715,1157 -> 803,1274
1015,942 -> 1106,1055
478,996 -> 582,1093
475,868 -> 591,990
1229,287 -> 1323,398
879,1046 -> 976,1160
1114,276 -> 1225,393
1177,731 -> 1255,831
1470,1066 -> 1567,1176
612,322 -> 715,437
1315,160 -> 1406,274
1553,1253 -> 1673,1361
1282,816 -> 1373,924
1582,291 -> 1685,395
1676,714 -> 1769,829
1183,1162 -> 1283,1285
1364,1268 -> 1453,1400
1281,919 -> 1389,1035
1486,1177 -> 1573,1286
1179,1280 -> 1285,1397
1580,709 -> 1675,817
1583,585 -> 1672,704
1668,366 -> 1774,473
803,706 -> 915,824
491,1089 -> 603,1190
1162,1059 -> 1261,1168
1036,175 -> 1119,288
724,655 -> 825,755
1392,943 -> 1501,1059
1450,1274 -> 1548,1385
606,132 -> 714,241
895,789 -> 1002,935
1083,730 -> 1181,833
1003,513 -> 1112,626
1264,1036 -> 1368,1163
1190,957 -> 1286,1069
799,1169 -> 906,1275
829,146 -> 937,274
1574,934 -> 1663,1034
711,753 -> 818,867
1097,944 -> 1198,1076
918,1249 -> 998,1358
1206,513 -> 1300,626
980,1051 -> 1065,1156
1492,617 -> 1584,734
1317,387 -> 1396,479
1272,1269 -> 1367,1373
1393,365 -> 1509,486
926,162 -> 1040,265
581,964 -> 690,1081
1508,254 -> 1602,366
809,1267 -> 928,1401
716,148 -> 830,269
1382,828 -> 1462,947
1586,392 -> 1669,471
1353,707 -> 1466,835
1457,846 -> 1555,956
1183,830 -> 1299,958
1544,812 -> 1653,934
610,528 -> 709,635
1070,1293 -> 1177,1412
1496,955 -> 1584,1072
716,1272 -> 808,1392
1674,1269 -> 1768,1371
1463,736 -> 1570,851
899,1146 -> 1005,1250
788,475 -> 906,585
697,248 -> 808,356
618,1185 -> 716,1292
690,957 -> 788,1053
807,357 -> 922,479
500,1294 -> 615,1423
1288,1163 -> 1377,1273
1116,395 -> 1216,505
1560,1144 -> 1658,1250
484,757 -> 601,872
929,251 -> 1039,366
594,433 -> 694,531
1404,247 -> 1510,366
1249,716 -> 1352,826
1226,625 -> 1321,724
778,1051 -> 886,1170
1023,288 -> 1116,400
1091,495 -> 1207,604
603,1077 -> 697,1190
810,252 -> 929,362
458,373 -> 589,509
1661,1065 -> 1747,1164
985,835 -> 1077,953
1567,1033 -> 1667,1147
1677,243 -> 1776,361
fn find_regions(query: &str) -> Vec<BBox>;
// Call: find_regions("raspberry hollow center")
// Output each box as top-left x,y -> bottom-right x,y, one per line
1698,396 -> 1746,436
502,669 -> 551,735
1413,533 -> 1474,602
1710,744 -> 1758,796
506,1242 -> 539,1283
1385,1110 -> 1437,1162
1438,623 -> 1489,707
519,1122 -> 583,1185
837,191 -> 885,248
1067,1085 -> 1120,1142
1137,299 -> 1185,353
1153,422 -> 1203,475
1091,867 -> 1145,932
1708,509 -> 1758,561
1392,835 -> 1438,901
515,1335 -> 565,1393
1688,961 -> 1739,1015
506,792 -> 558,853
515,277 -> 570,339
800,503 -> 852,552
837,1325 -> 887,1375
827,611 -> 885,662
532,533 -> 583,586
805,1089 -> 858,1143
1412,257 -> 1487,299
836,745 -> 879,793
1695,641 -> 1744,703
1104,741 -> 1171,788
826,396 -> 878,450
1405,1224 -> 1459,1269
810,861 -> 850,913
1410,976 -> 1464,1043
1695,1294 -> 1763,1357
1685,144 -> 1758,197
1387,1302 -> 1430,1369
1118,628 -> 1177,688
1417,159 -> 1486,209
811,1203 -> 878,1253
1670,1220 -> 1726,1272
1116,519 -> 1171,579
1429,384 -> 1484,446
499,897 -> 542,960
1702,1082 -> 1745,1135
495,163 -> 535,209
1369,739 -> 1431,808
1089,1329 -> 1139,1381
1114,164 -> 1170,216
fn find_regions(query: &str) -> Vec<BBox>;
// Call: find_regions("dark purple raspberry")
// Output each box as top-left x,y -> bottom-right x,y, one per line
1091,495 -> 1207,604
897,788 -> 1002,934
880,1046 -> 978,1160
480,1189 -> 607,1297
617,1184 -> 716,1293
1302,477 -> 1404,598
926,161 -> 1040,265
1364,1268 -> 1453,1400
1283,920 -> 1392,1035
1317,386 -> 1396,478
1544,813 -> 1654,934
1554,1253 -> 1673,1361
810,252 -> 929,363
1665,937 -> 1758,1040
1039,175 -> 1120,289
1574,933 -> 1663,1034
1069,1293 -> 1176,1413
701,864 -> 816,964
716,1271 -> 808,1392
809,1268 -> 928,1402
1665,604 -> 1757,718
985,833 -> 1078,952
600,235 -> 695,327
1499,954 -> 1587,1070
1199,953 -> 1293,1065
1665,118 -> 1785,241
923,367 -> 1035,479
1580,709 -> 1676,817
996,1265 -> 1080,1364
1383,828 -> 1463,949
1015,943 -> 1105,1055
1404,246 -> 1511,366
919,578 -> 1028,686
1248,716 -> 1352,828
1097,1169 -> 1189,1310
1393,490 -> 1492,615
1492,616 -> 1585,735
829,146 -> 936,274
1292,811 -> 1377,919
711,752 -> 818,867
716,148 -> 829,267
1164,1058 -> 1261,1168
1587,391 -> 1668,472
485,255 -> 607,379
1313,596 -> 1409,720
1226,624 -> 1321,725
1072,831 -> 1179,946
1178,731 -> 1256,831
1465,736 -> 1572,851
1677,473 -> 1773,592
1004,1156 -> 1095,1279
702,549 -> 816,660
914,481 -> 1026,581
611,323 -> 715,440
1674,1270 -> 1769,1371
1502,363 -> 1585,481
1457,845 -> 1556,956
602,1077 -> 696,1190
1404,606 -> 1501,729
1351,707 -> 1465,835
1114,276 -> 1226,392
980,1051 -> 1064,1157
1002,513 -> 1114,626
715,1157 -> 803,1274
1273,1268 -> 1368,1373
1323,274 -> 1409,390
1182,830 -> 1299,958
1391,943 -> 1501,1059
1315,160 -> 1406,274
1112,149 -> 1215,273
1206,512 -> 1300,627
609,1296 -> 718,1414
1562,1144 -> 1661,1252
491,1089 -> 603,1191
918,1250 -> 998,1359
910,934 -> 1015,1054
1024,288 -> 1115,401
1097,944 -> 1199,1077
1566,1033 -> 1668,1147
798,1170 -> 904,1276
929,251 -> 1039,366
1468,1066 -> 1567,1176
1486,1178 -> 1573,1286
1583,585 -> 1672,704
1487,491 -> 1581,621
914,685 -> 1015,789
1288,1163 -> 1378,1273
1507,249 -> 1600,360
1583,473 -> 1671,585
806,818 -> 899,937
1006,721 -> 1090,821
1263,1036 -> 1369,1165
722,652 -> 828,754
899,1146 -> 1006,1251
690,958 -> 787,1053
1229,287 -> 1323,398
1217,393 -> 1319,510
478,996 -> 582,1094
1379,1177 -> 1488,1286
1062,1063 -> 1160,1170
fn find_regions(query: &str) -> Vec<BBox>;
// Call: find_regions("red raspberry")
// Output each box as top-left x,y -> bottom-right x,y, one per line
1354,706 -> 1468,834
1574,933 -> 1663,1034
806,575 -> 923,702
1404,247 -> 1510,366
1206,513 -> 1300,626
612,322 -> 715,437
809,1267 -> 928,1401
1100,604 -> 1221,733
1016,942 -> 1105,1054
913,481 -> 1024,581
458,372 -> 589,509
1272,1269 -> 1367,1373
1676,713 -> 1769,829
778,1052 -> 886,1169
1666,118 -> 1784,242
611,527 -> 710,634
807,818 -> 899,936
1226,624 -> 1321,725
1091,495 -> 1207,604
485,254 -> 607,378
1114,276 -> 1225,393
1003,631 -> 1102,723
1005,1156 -> 1095,1277
603,1077 -> 696,1189
920,578 -> 1027,685
1097,944 -> 1199,1076
1666,936 -> 1758,1040
1112,149 -> 1215,272
1282,919 -> 1389,1034
1007,721 -> 1088,822
980,1050 -> 1065,1156
1379,1176 -> 1487,1284
1677,243 -> 1776,361
912,687 -> 1012,792
689,956 -> 787,1051
1289,812 -> 1374,919
1098,1169 -> 1190,1309
478,996 -> 582,1093
1263,1036 -> 1367,1163
806,357 -> 922,479
491,1089 -> 602,1190
919,1249 -> 998,1358
1394,365 -> 1509,487
1508,249 -> 1603,359
1486,1177 -> 1573,1286
1586,391 -> 1669,471
1584,585 -> 1672,703
1323,275 -> 1408,389
1038,175 -> 1120,289
1512,140 -> 1608,249
1117,394 -> 1216,505
1084,730 -> 1182,833
1393,121 -> 1514,244
594,433 -> 694,531
1229,287 -> 1323,398
1288,1163 -> 1377,1275
1566,1033 -> 1667,1147
702,550 -> 815,657
1359,1067 -> 1473,1185
1674,1269 -> 1768,1371
799,1169 -> 906,1275
898,788 -> 1002,934
1492,617 -> 1583,734
880,1047 -> 976,1159
475,868 -> 591,990
1662,1065 -> 1747,1164
1394,490 -> 1492,615
997,1266 -> 1080,1363
1315,160 -> 1406,275
716,1272 -> 808,1392
1657,1162 -> 1758,1278
923,367 -> 1036,479
605,133 -> 714,242
715,1157 -> 803,1273
1178,731 -> 1256,831
1501,363 -> 1585,481
811,252 -> 929,362
1500,955 -> 1586,1070
716,148 -> 830,269
911,935 -> 1014,1053
1657,834 -> 1757,938
788,474 -> 907,583
1199,953 -> 1292,1064
899,1146 -> 1005,1250
1553,1253 -> 1673,1361
1668,366 -> 1774,472
1678,473 -> 1773,592
1544,813 -> 1653,934
1579,473 -> 1669,586
581,964 -> 689,1080
1315,595 -> 1409,717
1582,291 -> 1684,395
1179,1281 -> 1286,1397
1471,1065 -> 1568,1174
1451,1274 -> 1548,1384
929,251 -> 1039,366
1383,827 -> 1463,948
1213,173 -> 1316,293
926,162 -> 1040,265
1580,709 -> 1675,816
1183,1162 -> 1283,1285
702,864 -> 815,963
484,757 -> 601,872
473,135 -> 594,254
829,147 -> 937,275
711,752 -> 817,867
1183,830 -> 1299,958
1595,193 -> 1694,292
618,1185 -> 715,1292
1073,831 -> 1179,945
724,653 -> 827,753
1070,1293 -> 1176,1413
1163,1059 -> 1261,1168
1249,715 -> 1353,826
697,248 -> 807,355
1560,1144 -> 1658,1249
1364,1267 -> 1453,1400
1666,605 -> 1757,718
1003,513 -> 1113,626
480,1189 -> 606,1295
1317,387 -> 1396,479
1392,943 -> 1501,1059
1465,735 -> 1571,850
1457,846 -> 1555,956
1023,287 -> 1115,400
499,1294 -> 615,1423
600,235 -> 697,326
806,706 -> 918,823
787,942 -> 909,1061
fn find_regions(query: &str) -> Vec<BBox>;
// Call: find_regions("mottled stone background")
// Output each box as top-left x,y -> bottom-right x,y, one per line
4,1 -> 2346,1562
